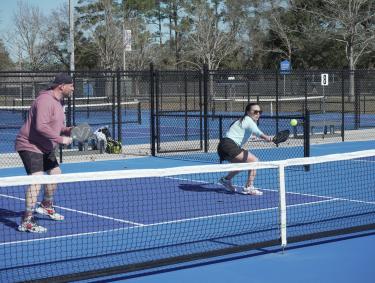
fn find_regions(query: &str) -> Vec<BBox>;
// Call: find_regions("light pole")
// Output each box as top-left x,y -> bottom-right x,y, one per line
69,0 -> 75,72
123,23 -> 126,70
123,26 -> 131,70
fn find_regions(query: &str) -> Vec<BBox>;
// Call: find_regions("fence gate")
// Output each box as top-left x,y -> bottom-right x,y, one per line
154,70 -> 206,156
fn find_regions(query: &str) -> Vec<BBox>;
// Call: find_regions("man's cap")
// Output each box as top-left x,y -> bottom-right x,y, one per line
48,73 -> 73,89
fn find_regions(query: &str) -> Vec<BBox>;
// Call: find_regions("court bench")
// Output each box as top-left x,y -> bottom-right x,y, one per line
310,120 -> 341,135
293,120 -> 341,138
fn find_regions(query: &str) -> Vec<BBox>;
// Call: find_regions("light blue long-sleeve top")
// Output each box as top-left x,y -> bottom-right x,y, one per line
225,116 -> 264,147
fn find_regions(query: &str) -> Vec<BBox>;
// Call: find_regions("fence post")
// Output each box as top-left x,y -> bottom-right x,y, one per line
199,69 -> 204,149
203,64 -> 209,152
150,63 -> 156,156
111,74 -> 116,140
354,70 -> 360,129
304,71 -> 308,110
341,69 -> 345,141
116,69 -> 122,143
219,116 -> 223,164
184,71 -> 188,141
304,108 -> 310,171
275,70 -> 279,134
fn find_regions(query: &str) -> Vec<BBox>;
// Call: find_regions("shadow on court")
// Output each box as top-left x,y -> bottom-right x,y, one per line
0,208 -> 23,229
179,183 -> 234,194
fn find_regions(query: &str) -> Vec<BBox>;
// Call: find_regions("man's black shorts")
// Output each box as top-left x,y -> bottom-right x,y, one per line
18,150 -> 59,175
217,138 -> 243,162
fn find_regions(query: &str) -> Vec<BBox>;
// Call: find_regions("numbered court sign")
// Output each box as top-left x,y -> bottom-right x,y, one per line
321,73 -> 329,86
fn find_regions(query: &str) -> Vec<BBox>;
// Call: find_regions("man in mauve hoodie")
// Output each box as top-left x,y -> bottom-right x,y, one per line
15,73 -> 74,233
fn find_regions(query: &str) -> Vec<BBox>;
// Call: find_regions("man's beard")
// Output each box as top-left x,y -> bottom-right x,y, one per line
63,91 -> 73,98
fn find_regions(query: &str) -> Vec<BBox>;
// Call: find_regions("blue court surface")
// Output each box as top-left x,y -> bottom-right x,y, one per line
88,232 -> 375,283
0,140 -> 374,282
1,108 -> 375,153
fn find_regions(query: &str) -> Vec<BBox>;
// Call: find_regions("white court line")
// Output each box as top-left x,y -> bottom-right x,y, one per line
0,206 -> 280,247
0,193 -> 144,227
165,176 -> 375,207
260,187 -> 375,206
0,199 -> 338,247
166,176 -> 335,200
0,195 -> 338,246
2,177 -> 374,246
168,176 -> 375,206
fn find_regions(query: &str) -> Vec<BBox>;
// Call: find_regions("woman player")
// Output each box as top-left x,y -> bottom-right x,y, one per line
217,103 -> 273,195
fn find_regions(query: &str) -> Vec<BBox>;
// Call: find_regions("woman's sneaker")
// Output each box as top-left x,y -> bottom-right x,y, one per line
18,216 -> 47,233
240,186 -> 263,196
219,177 -> 236,193
35,203 -> 64,221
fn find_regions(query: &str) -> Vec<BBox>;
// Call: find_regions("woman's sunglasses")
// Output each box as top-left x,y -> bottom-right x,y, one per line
252,110 -> 263,115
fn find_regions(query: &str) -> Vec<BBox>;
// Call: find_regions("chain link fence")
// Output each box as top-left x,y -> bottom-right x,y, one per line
0,68 -> 374,168
0,71 -> 150,168
153,68 -> 375,162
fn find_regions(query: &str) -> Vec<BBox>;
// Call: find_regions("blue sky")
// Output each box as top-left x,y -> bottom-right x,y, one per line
0,0 -> 75,33
0,0 -> 77,60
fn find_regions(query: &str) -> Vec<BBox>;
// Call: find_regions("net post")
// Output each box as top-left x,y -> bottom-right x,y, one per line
278,164 -> 287,249
303,108 -> 311,171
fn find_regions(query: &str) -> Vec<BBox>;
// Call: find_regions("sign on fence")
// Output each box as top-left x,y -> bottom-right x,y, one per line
321,73 -> 329,86
280,60 -> 291,75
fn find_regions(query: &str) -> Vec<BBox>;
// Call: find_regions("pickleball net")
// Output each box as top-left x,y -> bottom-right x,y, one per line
1,149 -> 375,282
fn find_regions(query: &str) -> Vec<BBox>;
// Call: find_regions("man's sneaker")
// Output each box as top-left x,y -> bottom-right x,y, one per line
18,216 -> 47,233
219,177 -> 236,193
35,203 -> 64,221
240,186 -> 263,196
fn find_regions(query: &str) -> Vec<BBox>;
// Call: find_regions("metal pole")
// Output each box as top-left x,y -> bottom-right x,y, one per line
117,70 -> 122,143
123,23 -> 126,70
341,70 -> 345,141
304,108 -> 310,171
150,63 -> 156,156
203,64 -> 209,152
69,0 -> 75,72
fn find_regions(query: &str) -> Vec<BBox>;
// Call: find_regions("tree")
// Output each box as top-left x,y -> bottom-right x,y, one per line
0,39 -> 13,70
182,1 -> 239,70
239,0 -> 274,68
76,0 -> 122,69
75,31 -> 100,70
98,0 -> 122,69
41,3 -> 70,69
159,0 -> 187,67
120,0 -> 156,70
296,0 -> 375,99
9,0 -> 46,70
76,0 -> 154,70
